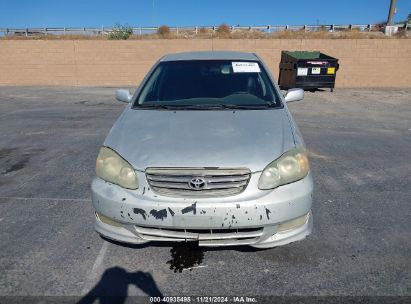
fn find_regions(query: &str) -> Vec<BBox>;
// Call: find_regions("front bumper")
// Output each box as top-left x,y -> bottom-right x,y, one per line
91,172 -> 314,248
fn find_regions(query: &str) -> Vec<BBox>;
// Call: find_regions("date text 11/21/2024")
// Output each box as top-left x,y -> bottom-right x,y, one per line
149,296 -> 257,303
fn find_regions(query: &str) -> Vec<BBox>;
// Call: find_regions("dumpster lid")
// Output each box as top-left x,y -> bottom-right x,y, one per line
284,51 -> 336,60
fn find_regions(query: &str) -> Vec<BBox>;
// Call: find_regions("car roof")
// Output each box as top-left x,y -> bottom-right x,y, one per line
160,51 -> 259,62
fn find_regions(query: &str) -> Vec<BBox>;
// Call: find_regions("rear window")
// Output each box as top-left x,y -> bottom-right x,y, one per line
134,60 -> 282,109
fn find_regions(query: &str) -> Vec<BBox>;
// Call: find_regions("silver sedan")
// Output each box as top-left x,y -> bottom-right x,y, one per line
91,51 -> 313,248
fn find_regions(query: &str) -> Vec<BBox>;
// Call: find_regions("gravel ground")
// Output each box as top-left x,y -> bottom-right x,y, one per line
0,86 -> 410,302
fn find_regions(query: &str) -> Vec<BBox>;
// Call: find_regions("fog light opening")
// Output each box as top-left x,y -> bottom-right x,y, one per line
277,213 -> 309,233
96,212 -> 123,228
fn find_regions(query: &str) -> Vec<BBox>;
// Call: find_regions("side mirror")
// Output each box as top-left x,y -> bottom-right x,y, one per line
284,88 -> 304,103
115,89 -> 132,103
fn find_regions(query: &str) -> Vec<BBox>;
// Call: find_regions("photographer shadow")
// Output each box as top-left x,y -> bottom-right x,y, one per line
78,266 -> 163,304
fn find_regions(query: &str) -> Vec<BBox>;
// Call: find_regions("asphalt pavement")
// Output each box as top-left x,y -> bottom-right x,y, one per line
0,86 -> 410,302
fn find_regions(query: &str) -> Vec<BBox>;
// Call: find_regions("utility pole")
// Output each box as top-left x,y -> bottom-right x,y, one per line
387,0 -> 397,25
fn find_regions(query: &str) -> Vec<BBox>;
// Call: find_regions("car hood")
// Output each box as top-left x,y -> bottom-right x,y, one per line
104,108 -> 296,172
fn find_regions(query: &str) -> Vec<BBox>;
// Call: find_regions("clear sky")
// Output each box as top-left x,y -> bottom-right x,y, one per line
0,0 -> 410,28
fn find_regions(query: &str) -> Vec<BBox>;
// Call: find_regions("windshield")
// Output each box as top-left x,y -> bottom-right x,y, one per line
134,60 -> 282,109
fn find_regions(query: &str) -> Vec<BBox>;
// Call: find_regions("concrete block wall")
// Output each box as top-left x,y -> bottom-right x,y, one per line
0,39 -> 410,87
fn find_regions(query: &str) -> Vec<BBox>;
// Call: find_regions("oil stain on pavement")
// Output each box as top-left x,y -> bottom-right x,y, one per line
166,242 -> 205,273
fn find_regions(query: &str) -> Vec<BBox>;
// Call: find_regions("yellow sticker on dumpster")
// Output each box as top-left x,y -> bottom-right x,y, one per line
327,67 -> 335,74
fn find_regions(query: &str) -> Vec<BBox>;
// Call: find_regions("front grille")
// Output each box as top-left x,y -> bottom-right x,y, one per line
135,225 -> 263,245
146,168 -> 251,197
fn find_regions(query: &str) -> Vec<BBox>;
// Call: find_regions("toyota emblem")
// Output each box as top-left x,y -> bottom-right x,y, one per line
188,177 -> 207,190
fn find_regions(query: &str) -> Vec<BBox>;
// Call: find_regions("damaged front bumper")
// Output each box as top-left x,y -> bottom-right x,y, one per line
91,172 -> 313,248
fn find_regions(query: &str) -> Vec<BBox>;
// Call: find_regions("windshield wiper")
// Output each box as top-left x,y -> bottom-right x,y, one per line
177,104 -> 273,110
135,104 -> 182,110
134,103 -> 275,110
221,104 -> 274,109
136,104 -> 227,110
174,104 -> 228,110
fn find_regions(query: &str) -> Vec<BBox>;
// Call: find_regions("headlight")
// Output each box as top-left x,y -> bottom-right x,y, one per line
96,147 -> 138,189
258,147 -> 309,190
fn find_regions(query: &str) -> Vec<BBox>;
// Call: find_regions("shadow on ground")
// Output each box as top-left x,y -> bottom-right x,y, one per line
78,267 -> 163,304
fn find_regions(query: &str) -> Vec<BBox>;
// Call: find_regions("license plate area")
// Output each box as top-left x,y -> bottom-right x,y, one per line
172,215 -> 222,228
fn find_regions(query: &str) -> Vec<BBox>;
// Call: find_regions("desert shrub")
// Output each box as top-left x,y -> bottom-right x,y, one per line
158,25 -> 171,37
231,29 -> 267,39
394,28 -> 408,38
198,27 -> 209,35
216,23 -> 231,37
108,24 -> 133,40
372,21 -> 386,32
196,27 -> 212,38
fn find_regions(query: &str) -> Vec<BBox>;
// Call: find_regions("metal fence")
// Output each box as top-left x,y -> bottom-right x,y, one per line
0,23 -> 409,37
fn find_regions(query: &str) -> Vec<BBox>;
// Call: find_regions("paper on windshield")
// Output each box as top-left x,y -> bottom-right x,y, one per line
232,62 -> 261,73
